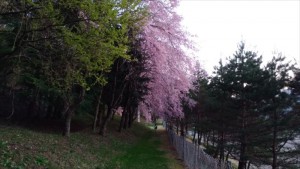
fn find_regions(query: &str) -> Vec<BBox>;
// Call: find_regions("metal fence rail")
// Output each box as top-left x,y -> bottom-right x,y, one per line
166,129 -> 230,169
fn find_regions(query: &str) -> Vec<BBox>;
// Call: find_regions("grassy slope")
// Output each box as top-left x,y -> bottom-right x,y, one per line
0,118 -> 184,169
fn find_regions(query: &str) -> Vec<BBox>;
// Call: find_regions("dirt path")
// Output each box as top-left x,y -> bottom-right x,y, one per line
156,126 -> 187,169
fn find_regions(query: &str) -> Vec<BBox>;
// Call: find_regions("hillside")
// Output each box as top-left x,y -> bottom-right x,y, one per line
0,119 -> 184,169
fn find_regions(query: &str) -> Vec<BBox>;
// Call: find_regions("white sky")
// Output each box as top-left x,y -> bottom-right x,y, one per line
177,0 -> 300,74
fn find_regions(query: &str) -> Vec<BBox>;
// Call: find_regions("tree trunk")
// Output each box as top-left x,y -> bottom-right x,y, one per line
226,147 -> 233,161
124,106 -> 130,129
206,133 -> 209,147
62,88 -> 85,137
98,104 -> 107,128
180,119 -> 185,136
137,109 -> 140,123
238,135 -> 247,169
128,107 -> 135,128
239,99 -> 247,169
99,106 -> 113,136
93,89 -> 103,132
247,161 -> 251,169
220,131 -> 225,161
214,140 -> 220,158
212,130 -> 216,147
118,109 -> 126,132
185,122 -> 188,136
6,90 -> 15,119
215,131 -> 225,160
198,130 -> 202,145
272,112 -> 278,169
192,129 -> 196,143
63,109 -> 73,137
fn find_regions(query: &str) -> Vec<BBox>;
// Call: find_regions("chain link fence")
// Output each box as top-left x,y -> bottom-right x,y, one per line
166,128 -> 231,169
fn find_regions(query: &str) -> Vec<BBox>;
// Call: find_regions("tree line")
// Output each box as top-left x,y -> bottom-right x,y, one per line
177,43 -> 300,169
0,0 -> 193,136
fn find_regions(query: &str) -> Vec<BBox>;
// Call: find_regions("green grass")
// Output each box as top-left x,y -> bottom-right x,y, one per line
0,119 -> 173,169
110,131 -> 168,169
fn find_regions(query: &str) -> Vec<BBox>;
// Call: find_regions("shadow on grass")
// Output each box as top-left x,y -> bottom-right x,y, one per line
106,129 -> 169,169
0,116 -> 90,135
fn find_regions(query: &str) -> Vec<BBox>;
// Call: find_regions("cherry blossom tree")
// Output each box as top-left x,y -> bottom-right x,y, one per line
138,0 -> 195,120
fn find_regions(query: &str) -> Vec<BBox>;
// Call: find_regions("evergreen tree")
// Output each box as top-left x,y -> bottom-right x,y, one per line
188,43 -> 300,168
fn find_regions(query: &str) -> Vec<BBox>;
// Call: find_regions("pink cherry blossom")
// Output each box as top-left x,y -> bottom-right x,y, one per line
138,0 -> 196,120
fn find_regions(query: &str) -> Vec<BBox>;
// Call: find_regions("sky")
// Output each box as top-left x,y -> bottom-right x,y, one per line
177,0 -> 300,74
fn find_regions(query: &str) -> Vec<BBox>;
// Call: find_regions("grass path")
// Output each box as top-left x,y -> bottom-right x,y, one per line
97,124 -> 185,169
0,119 -> 185,169
110,130 -> 168,169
